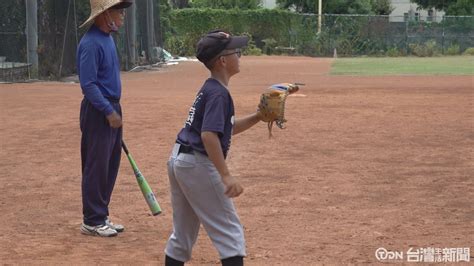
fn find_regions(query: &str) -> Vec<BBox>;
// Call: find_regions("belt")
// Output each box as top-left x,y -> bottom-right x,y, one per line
106,97 -> 120,103
178,144 -> 194,154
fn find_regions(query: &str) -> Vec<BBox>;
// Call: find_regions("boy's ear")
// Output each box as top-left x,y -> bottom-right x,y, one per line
216,56 -> 225,67
221,55 -> 229,64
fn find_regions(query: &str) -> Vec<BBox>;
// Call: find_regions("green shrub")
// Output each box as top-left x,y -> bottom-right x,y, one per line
368,49 -> 386,57
244,46 -> 263,56
168,8 -> 297,57
262,38 -> 277,55
242,33 -> 262,56
409,40 -> 440,57
164,35 -> 199,57
165,36 -> 187,56
386,46 -> 400,57
445,44 -> 460,55
164,9 -> 472,58
425,40 -> 439,56
409,44 -> 421,56
462,47 -> 474,55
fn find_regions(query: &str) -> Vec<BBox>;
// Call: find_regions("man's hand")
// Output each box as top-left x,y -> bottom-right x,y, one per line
222,175 -> 244,198
106,111 -> 122,128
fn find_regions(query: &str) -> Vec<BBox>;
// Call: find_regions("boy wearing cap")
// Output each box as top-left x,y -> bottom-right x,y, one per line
77,0 -> 132,237
164,30 -> 263,266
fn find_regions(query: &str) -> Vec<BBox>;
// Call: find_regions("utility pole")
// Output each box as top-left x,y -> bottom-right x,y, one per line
146,0 -> 155,63
25,0 -> 38,78
318,0 -> 322,34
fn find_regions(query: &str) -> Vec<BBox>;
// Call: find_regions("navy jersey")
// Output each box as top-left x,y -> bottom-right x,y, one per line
177,78 -> 235,158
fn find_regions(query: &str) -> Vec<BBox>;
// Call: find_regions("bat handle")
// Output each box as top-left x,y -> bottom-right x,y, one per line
122,140 -> 129,155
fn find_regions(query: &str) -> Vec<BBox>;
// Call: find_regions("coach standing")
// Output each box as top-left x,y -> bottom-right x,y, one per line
77,0 -> 132,237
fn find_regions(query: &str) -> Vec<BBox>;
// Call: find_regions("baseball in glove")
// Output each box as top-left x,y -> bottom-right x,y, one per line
258,83 -> 302,137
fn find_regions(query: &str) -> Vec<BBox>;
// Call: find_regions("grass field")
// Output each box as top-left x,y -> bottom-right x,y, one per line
331,56 -> 474,75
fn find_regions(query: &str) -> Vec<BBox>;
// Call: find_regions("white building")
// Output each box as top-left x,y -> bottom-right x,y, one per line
390,0 -> 445,22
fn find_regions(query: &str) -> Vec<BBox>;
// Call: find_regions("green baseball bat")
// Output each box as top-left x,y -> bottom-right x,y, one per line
122,141 -> 162,216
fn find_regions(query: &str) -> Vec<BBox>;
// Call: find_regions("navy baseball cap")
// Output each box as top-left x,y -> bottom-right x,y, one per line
196,30 -> 249,65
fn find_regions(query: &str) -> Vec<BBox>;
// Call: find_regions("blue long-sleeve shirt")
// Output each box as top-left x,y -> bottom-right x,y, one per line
77,25 -> 121,115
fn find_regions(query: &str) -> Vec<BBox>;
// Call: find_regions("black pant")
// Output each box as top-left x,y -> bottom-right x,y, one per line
80,98 -> 122,226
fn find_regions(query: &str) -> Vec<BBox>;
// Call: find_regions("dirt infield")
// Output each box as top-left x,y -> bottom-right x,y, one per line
0,56 -> 472,264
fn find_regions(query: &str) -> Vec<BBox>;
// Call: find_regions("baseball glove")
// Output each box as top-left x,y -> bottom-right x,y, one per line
258,83 -> 301,137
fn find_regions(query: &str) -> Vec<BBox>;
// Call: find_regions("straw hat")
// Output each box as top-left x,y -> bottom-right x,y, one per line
79,0 -> 132,29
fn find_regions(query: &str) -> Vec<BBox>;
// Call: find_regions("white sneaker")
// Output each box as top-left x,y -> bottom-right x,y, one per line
105,218 -> 124,233
81,223 -> 118,237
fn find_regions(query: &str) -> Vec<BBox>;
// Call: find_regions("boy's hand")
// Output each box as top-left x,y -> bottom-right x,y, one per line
222,175 -> 244,198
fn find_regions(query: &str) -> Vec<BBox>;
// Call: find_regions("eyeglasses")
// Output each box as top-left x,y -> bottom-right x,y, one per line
220,50 -> 242,58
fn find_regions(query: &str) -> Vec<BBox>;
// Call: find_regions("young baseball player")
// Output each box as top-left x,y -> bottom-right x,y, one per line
164,30 -> 263,266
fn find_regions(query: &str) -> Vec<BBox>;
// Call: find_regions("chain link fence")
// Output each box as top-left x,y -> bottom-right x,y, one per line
285,14 -> 474,57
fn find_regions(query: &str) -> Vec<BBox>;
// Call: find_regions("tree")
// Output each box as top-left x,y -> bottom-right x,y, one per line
170,0 -> 189,8
327,0 -> 373,14
276,0 -> 378,14
371,0 -> 394,15
446,0 -> 474,15
276,0 -> 315,13
190,0 -> 261,9
410,0 -> 474,15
